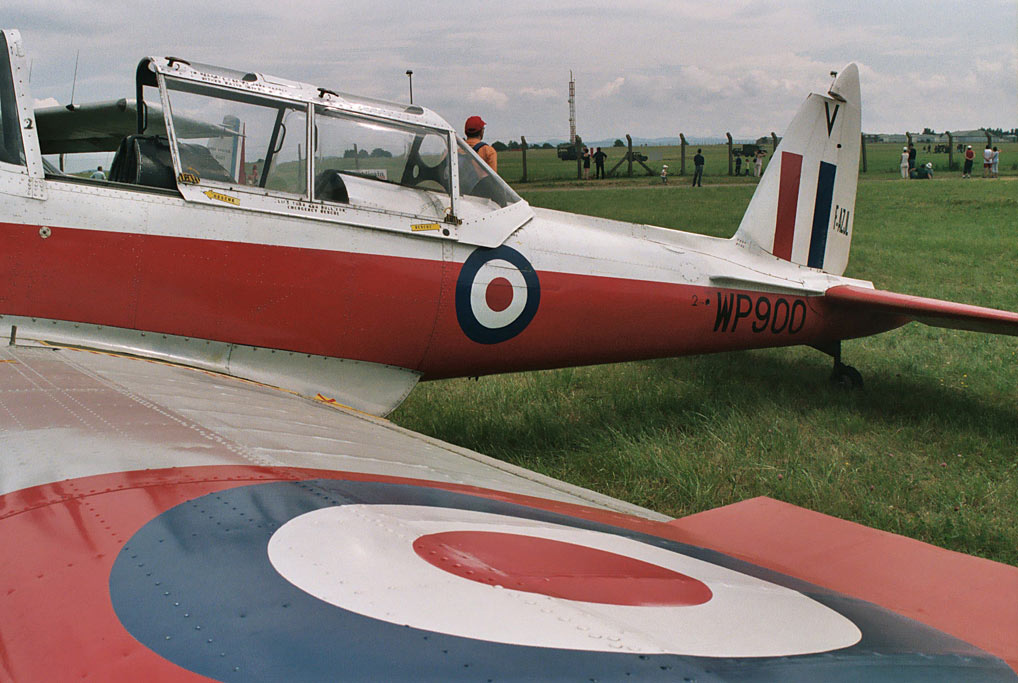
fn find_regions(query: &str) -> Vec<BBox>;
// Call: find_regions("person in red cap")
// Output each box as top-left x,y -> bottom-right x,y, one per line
465,115 -> 497,173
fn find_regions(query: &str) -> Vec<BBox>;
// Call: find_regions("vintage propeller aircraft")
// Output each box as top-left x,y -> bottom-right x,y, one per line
2,28 -> 1017,680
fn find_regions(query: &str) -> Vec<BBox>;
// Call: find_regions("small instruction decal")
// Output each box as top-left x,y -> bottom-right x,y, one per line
203,190 -> 239,205
411,222 -> 441,232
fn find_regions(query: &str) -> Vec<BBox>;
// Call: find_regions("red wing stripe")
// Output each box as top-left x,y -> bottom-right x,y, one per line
773,152 -> 803,260
824,285 -> 1018,336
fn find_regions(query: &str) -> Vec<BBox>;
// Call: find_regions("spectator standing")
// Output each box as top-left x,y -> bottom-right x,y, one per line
900,147 -> 909,179
963,145 -> 974,178
753,151 -> 763,178
90,165 -> 106,180
908,144 -> 916,173
660,164 -> 668,184
465,115 -> 497,173
734,155 -> 742,176
593,147 -> 607,179
991,147 -> 999,178
581,147 -> 591,180
692,148 -> 705,187
983,145 -> 993,178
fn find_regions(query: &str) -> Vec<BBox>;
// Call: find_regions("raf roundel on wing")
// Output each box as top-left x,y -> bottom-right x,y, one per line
106,478 -> 872,681
7,467 -> 1001,681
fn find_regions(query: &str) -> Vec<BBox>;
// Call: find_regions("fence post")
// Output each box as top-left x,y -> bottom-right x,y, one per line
679,133 -> 687,175
770,132 -> 778,154
860,133 -> 867,173
520,136 -> 528,183
606,140 -> 628,178
726,132 -> 733,176
947,131 -> 954,170
984,129 -> 991,147
626,135 -> 633,177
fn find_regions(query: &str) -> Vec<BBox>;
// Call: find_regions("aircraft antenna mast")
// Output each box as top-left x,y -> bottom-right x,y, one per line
69,50 -> 80,107
568,70 -> 576,144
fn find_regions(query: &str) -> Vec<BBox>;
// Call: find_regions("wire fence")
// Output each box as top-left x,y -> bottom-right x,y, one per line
496,131 -> 1015,184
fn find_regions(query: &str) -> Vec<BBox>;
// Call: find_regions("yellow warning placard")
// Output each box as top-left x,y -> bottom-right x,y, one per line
411,222 -> 441,232
204,190 -> 240,205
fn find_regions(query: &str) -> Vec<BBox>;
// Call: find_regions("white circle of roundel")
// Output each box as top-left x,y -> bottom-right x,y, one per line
469,259 -> 528,329
267,505 -> 861,657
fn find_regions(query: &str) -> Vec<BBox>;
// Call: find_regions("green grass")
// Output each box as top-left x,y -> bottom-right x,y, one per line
391,175 -> 1018,566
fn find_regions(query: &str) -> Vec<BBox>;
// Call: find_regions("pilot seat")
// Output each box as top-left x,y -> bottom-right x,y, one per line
108,135 -> 176,189
109,135 -> 236,189
314,169 -> 350,203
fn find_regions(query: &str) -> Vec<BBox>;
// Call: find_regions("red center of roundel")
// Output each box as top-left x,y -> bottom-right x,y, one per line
484,277 -> 514,312
412,531 -> 713,606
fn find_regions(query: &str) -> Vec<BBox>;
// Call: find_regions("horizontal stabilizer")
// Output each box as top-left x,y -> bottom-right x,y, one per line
825,285 -> 1018,336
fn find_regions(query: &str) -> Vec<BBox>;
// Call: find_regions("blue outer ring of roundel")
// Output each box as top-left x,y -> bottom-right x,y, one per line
455,245 -> 541,344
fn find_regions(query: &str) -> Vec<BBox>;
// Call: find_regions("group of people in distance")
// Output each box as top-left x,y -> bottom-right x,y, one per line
692,148 -> 764,187
900,145 -> 934,179
902,142 -> 1002,181
732,150 -> 765,178
962,144 -> 1000,179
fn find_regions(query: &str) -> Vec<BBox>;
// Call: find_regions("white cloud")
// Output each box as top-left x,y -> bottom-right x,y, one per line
974,58 -> 1005,76
468,86 -> 509,110
520,87 -> 557,99
593,77 -> 625,98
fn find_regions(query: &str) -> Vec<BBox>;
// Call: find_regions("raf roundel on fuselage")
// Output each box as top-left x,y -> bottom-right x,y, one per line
455,245 -> 541,344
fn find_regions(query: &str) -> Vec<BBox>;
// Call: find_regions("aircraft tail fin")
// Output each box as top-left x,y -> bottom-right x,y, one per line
733,64 -> 861,277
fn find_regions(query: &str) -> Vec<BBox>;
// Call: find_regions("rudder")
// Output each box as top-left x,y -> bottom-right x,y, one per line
733,64 -> 861,276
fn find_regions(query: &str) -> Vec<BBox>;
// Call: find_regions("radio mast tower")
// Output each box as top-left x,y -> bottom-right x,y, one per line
568,71 -> 576,144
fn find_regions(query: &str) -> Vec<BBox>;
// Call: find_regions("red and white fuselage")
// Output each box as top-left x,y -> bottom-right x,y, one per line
0,50 -> 916,415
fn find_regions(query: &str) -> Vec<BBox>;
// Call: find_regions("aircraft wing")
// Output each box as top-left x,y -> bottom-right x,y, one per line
2,341 -> 1017,681
35,99 -> 237,155
824,284 -> 1018,335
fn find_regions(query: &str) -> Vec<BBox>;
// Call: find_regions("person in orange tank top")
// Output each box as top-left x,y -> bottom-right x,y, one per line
465,115 -> 497,173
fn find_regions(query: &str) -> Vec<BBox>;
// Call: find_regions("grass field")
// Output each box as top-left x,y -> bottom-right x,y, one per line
495,141 -> 1018,185
391,175 -> 1018,566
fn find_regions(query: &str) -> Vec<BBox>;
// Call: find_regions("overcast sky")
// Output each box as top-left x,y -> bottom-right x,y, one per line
8,1 -> 1017,143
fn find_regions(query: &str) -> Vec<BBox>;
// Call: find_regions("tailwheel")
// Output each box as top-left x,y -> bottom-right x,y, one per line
812,341 -> 864,390
830,361 -> 864,390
